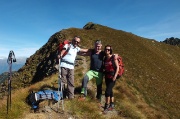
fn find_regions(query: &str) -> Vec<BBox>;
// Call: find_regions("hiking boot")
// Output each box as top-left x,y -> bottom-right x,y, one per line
81,88 -> 87,96
96,93 -> 102,101
80,88 -> 84,94
103,103 -> 110,114
104,103 -> 110,109
108,102 -> 115,111
78,95 -> 86,101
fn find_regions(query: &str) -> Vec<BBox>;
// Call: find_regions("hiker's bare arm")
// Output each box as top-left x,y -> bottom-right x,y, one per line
58,48 -> 66,59
113,55 -> 119,81
78,49 -> 92,56
80,48 -> 89,52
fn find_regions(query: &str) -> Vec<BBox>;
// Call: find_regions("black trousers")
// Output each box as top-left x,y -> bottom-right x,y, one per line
105,78 -> 115,97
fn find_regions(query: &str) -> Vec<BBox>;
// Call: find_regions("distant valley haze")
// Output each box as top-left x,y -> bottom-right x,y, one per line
0,57 -> 26,74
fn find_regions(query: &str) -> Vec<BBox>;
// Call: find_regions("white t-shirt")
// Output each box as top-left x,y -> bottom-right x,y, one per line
60,44 -> 80,69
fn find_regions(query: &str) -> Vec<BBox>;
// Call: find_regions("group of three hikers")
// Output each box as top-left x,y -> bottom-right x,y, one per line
58,36 -> 120,112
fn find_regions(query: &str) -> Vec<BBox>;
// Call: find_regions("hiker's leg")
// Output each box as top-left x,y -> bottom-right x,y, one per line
105,96 -> 110,106
61,67 -> 68,96
81,74 -> 89,96
105,78 -> 115,100
95,72 -> 103,100
106,97 -> 110,104
96,83 -> 102,100
110,89 -> 115,104
109,80 -> 115,109
67,68 -> 74,99
104,78 -> 111,110
108,82 -> 115,98
110,97 -> 114,103
109,80 -> 115,101
81,70 -> 94,96
110,97 -> 115,109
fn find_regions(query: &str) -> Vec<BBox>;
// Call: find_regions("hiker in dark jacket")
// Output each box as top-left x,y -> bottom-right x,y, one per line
79,40 -> 104,102
103,45 -> 119,112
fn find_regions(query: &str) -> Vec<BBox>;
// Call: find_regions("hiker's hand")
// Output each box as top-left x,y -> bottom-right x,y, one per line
113,77 -> 116,81
58,55 -> 61,59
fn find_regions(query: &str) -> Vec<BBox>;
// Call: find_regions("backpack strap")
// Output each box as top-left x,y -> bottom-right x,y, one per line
111,54 -> 117,70
66,44 -> 71,53
61,43 -> 71,58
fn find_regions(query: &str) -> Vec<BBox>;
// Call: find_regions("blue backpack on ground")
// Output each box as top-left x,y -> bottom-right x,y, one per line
27,90 -> 63,111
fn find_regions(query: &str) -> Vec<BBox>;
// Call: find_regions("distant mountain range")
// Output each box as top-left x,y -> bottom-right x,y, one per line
0,57 -> 26,74
0,22 -> 179,118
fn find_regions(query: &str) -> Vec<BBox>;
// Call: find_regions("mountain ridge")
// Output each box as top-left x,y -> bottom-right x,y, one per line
0,22 -> 179,118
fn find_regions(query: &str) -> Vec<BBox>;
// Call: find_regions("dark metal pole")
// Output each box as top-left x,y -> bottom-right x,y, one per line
7,50 -> 16,114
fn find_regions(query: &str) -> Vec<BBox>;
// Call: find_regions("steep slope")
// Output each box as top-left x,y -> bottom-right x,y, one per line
0,22 -> 179,118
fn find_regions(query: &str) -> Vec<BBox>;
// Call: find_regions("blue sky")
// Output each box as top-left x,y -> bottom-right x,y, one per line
0,0 -> 179,58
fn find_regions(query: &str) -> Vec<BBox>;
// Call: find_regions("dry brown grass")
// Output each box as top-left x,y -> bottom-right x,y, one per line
0,22 -> 179,119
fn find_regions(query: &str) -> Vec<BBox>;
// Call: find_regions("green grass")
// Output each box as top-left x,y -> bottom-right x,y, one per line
0,22 -> 179,119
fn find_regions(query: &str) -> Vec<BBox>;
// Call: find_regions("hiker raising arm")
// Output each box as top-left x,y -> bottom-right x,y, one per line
59,36 -> 88,99
78,49 -> 92,56
58,41 -> 89,58
79,40 -> 104,102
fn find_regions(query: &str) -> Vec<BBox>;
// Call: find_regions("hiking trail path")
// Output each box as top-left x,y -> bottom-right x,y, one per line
23,56 -> 120,119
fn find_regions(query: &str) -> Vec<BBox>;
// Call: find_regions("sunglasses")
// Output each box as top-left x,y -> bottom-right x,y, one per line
74,40 -> 80,44
96,45 -> 101,47
105,49 -> 110,51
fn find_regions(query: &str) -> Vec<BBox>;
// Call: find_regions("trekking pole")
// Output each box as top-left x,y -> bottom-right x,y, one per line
58,58 -> 64,111
7,50 -> 16,114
